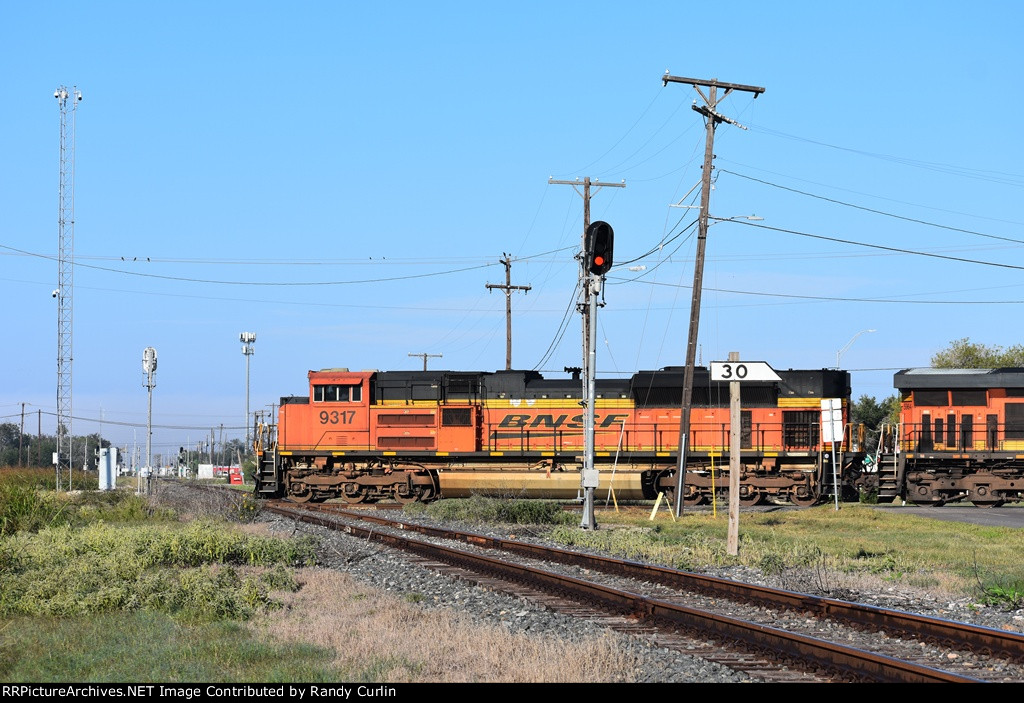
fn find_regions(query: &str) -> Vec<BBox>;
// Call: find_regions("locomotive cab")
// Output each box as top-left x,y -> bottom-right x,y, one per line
276,369 -> 372,456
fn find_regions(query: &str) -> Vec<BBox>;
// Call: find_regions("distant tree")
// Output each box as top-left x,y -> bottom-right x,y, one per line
221,438 -> 248,464
0,424 -> 111,469
0,423 -> 21,465
851,394 -> 900,453
931,337 -> 1024,368
851,394 -> 899,431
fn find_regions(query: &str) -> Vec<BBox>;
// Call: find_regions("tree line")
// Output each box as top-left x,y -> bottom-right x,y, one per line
0,423 -> 251,470
0,423 -> 110,470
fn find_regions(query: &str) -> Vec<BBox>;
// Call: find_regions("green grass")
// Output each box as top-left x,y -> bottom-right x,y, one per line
0,519 -> 317,620
0,470 -> 333,681
0,612 -> 342,683
4,478 -> 1023,683
406,494 -> 577,526
410,497 -> 1024,607
551,503 -> 1024,603
0,468 -> 161,537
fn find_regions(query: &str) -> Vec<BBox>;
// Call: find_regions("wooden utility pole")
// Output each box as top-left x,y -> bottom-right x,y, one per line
662,74 -> 765,517
727,352 -> 741,556
408,352 -> 443,371
548,178 -> 626,383
485,254 -> 531,370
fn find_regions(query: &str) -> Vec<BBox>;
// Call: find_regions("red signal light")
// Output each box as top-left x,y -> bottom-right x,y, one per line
585,221 -> 614,276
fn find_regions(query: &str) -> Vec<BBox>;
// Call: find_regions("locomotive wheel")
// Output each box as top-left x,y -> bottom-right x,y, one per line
682,492 -> 706,507
788,490 -> 819,508
681,486 -> 706,506
738,490 -> 764,507
288,489 -> 312,503
972,501 -> 1005,508
910,499 -> 945,507
393,485 -> 420,504
341,483 -> 368,504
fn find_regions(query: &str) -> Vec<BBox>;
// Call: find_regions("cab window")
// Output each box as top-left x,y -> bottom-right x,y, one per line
314,384 -> 362,402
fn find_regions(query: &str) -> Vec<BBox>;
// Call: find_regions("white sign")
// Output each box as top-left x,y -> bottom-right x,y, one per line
710,360 -> 782,382
820,398 -> 844,443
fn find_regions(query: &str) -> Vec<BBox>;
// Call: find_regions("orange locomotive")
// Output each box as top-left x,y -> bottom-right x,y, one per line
253,366 -> 865,506
873,368 -> 1024,507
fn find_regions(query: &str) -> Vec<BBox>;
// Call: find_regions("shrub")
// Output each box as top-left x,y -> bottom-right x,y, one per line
0,521 -> 314,621
418,496 -> 576,526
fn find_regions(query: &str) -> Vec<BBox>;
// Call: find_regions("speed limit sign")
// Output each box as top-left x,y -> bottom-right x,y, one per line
710,360 -> 781,382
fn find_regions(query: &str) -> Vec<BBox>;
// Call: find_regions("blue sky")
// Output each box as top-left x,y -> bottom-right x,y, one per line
3,2 -> 1023,461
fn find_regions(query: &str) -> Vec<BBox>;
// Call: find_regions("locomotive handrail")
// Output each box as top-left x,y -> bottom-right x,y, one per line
898,420 -> 1021,453
483,419 -> 839,455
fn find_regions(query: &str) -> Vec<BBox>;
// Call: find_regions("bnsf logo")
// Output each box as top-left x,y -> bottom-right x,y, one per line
498,413 -> 629,429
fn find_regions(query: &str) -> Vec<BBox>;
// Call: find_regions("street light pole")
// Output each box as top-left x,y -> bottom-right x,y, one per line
142,347 -> 157,495
836,329 -> 875,369
241,332 -> 256,448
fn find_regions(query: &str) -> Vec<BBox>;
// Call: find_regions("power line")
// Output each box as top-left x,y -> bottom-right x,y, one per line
0,242 -> 578,287
25,409 -> 245,431
748,124 -> 1024,186
730,219 -> 1024,271
720,169 -> 1024,245
618,275 -> 1024,305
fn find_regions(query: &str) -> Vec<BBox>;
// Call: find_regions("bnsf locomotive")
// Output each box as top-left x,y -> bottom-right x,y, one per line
253,365 -> 866,507
873,368 -> 1024,507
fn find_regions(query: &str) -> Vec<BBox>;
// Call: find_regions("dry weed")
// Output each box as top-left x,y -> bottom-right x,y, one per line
251,568 -> 640,683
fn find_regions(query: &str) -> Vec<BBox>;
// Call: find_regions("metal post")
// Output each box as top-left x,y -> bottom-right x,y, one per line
145,374 -> 153,492
240,332 -> 256,447
142,347 -> 157,495
581,275 -> 600,530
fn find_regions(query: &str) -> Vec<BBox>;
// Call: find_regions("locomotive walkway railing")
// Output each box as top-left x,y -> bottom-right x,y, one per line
488,420 -> 853,456
900,420 -> 1024,453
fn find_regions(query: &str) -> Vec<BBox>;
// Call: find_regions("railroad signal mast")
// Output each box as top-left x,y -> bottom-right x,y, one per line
580,220 -> 614,530
548,178 -> 625,403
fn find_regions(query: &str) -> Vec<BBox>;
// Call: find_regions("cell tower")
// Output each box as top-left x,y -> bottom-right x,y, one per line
55,85 -> 81,491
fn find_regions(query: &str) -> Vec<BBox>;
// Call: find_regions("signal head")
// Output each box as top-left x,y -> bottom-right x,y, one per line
585,220 -> 614,276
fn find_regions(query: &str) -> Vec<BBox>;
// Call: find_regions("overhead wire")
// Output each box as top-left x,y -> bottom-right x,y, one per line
720,169 -> 1024,245
729,219 -> 1024,272
617,275 -> 1024,305
748,124 -> 1024,187
532,279 -> 582,371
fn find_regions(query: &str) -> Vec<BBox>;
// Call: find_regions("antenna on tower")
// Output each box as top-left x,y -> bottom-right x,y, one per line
54,85 -> 81,492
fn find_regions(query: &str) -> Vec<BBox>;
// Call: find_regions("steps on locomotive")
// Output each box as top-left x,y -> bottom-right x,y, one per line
874,458 -> 901,503
254,451 -> 280,497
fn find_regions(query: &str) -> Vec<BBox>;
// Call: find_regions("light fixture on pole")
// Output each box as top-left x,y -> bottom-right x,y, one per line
240,332 -> 256,447
836,329 -> 876,369
142,347 -> 157,494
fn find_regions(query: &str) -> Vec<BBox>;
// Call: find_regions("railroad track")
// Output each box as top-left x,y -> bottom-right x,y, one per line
265,500 -> 1023,683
